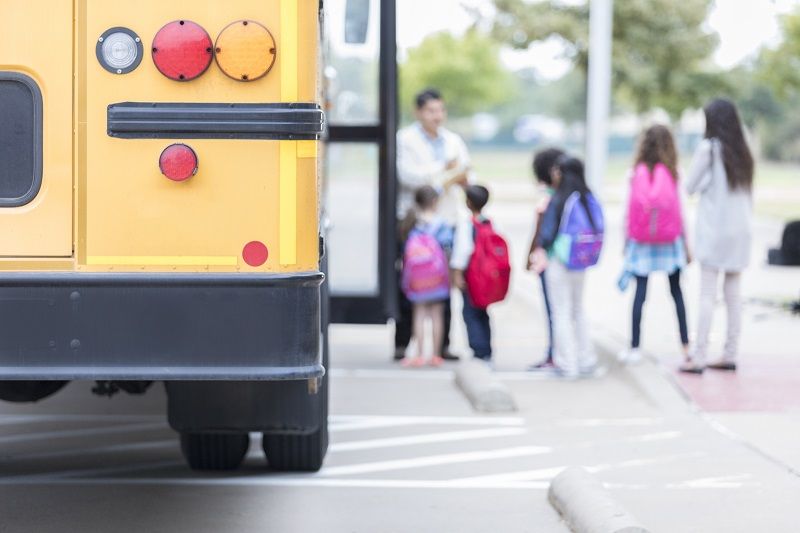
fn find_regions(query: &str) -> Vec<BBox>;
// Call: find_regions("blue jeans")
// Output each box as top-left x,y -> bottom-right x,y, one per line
462,290 -> 492,361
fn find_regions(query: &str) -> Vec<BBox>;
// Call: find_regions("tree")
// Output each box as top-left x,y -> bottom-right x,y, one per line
758,8 -> 800,100
400,29 -> 517,119
484,0 -> 725,119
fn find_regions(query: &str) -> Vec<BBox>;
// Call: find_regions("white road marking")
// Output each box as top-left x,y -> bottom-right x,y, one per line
453,453 -> 706,484
666,474 -> 758,489
557,417 -> 664,428
329,415 -> 525,432
329,427 -> 528,452
330,368 -> 453,380
2,475 -> 555,490
318,446 -> 551,477
0,422 -> 169,445
329,368 -> 565,382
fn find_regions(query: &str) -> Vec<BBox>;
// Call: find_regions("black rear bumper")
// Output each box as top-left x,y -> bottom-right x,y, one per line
0,272 -> 323,380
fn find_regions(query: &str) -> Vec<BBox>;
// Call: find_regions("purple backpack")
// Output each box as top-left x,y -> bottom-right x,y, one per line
401,227 -> 450,303
553,192 -> 604,270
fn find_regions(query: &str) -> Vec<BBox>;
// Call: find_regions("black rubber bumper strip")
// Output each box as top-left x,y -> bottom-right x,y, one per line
0,272 -> 324,380
107,102 -> 325,140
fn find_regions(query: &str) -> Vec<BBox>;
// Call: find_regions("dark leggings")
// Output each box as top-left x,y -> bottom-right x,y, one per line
632,270 -> 689,348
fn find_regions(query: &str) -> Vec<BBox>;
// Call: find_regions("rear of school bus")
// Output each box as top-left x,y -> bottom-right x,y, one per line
0,0 -> 328,471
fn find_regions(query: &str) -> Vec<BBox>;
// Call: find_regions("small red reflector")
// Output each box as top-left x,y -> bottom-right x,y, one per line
159,144 -> 198,181
152,20 -> 213,81
243,241 -> 269,267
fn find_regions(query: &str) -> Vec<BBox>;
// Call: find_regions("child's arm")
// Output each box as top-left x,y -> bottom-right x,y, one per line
451,269 -> 466,290
527,211 -> 545,271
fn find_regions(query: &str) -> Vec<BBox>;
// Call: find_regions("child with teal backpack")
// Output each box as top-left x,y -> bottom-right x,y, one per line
530,156 -> 603,378
401,186 -> 454,367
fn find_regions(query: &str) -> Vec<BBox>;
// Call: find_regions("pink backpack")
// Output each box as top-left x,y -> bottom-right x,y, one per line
627,162 -> 682,243
401,228 -> 450,303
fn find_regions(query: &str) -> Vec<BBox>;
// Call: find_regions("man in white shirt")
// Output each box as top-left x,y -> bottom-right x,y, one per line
395,88 -> 472,361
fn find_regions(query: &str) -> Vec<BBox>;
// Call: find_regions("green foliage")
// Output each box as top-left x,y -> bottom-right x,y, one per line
759,8 -> 800,100
400,30 -> 517,119
487,0 -> 723,118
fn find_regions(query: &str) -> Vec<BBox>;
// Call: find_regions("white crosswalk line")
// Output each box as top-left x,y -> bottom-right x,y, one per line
318,446 -> 552,477
330,427 -> 528,452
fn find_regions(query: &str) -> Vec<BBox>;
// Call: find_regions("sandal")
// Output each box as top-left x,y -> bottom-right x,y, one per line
401,356 -> 426,368
429,356 -> 444,367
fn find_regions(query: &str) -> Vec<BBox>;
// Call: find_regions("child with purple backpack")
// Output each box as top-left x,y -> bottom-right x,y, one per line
400,186 -> 454,368
617,125 -> 690,365
530,156 -> 603,378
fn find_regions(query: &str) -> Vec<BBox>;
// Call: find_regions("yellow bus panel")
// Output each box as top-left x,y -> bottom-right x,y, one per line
0,1 -> 73,257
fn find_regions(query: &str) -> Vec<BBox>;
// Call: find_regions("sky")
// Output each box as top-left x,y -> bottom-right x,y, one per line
396,0 -> 800,78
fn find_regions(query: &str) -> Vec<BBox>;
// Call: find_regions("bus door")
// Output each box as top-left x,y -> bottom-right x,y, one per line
325,0 -> 397,324
0,3 -> 73,257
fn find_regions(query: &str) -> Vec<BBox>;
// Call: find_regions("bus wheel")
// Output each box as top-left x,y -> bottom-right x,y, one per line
262,424 -> 327,472
179,432 -> 250,471
0,381 -> 68,403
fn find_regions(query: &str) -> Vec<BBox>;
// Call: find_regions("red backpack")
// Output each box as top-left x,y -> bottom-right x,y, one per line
465,218 -> 511,309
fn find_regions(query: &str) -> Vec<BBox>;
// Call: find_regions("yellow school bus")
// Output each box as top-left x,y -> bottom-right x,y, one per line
0,0 -> 328,471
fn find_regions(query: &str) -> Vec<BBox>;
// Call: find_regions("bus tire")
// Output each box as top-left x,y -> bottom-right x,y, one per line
179,432 -> 250,471
262,426 -> 326,472
0,381 -> 68,403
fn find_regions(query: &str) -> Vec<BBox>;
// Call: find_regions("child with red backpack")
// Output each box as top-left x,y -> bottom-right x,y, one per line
401,186 -> 454,367
617,125 -> 690,365
530,156 -> 603,379
451,185 -> 511,363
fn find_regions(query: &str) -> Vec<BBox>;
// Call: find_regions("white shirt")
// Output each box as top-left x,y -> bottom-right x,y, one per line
685,138 -> 752,272
396,122 -> 473,225
450,211 -> 480,271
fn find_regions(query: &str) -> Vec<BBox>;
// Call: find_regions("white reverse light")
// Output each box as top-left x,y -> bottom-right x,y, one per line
96,27 -> 143,74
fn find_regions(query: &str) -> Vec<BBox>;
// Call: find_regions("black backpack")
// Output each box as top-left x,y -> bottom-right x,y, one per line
768,220 -> 800,266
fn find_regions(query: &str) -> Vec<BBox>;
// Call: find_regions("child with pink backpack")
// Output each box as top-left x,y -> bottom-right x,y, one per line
618,125 -> 690,364
400,186 -> 454,367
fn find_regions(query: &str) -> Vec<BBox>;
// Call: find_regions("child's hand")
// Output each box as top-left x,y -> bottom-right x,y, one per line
530,248 -> 548,274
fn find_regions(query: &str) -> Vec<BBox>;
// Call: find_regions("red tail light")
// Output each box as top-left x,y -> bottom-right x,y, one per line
159,144 -> 198,181
152,20 -> 213,81
242,241 -> 269,267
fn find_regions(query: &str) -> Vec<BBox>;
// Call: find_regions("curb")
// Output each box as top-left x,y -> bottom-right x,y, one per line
454,359 -> 517,412
548,467 -> 650,533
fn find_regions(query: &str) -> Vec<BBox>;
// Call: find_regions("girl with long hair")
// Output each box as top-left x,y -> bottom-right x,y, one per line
618,125 -> 690,364
682,98 -> 754,373
530,156 -> 601,378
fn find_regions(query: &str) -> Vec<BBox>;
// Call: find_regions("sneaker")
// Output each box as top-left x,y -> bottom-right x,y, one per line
441,350 -> 461,361
551,366 -> 580,380
474,357 -> 494,371
706,360 -> 736,371
527,359 -> 556,372
617,348 -> 642,364
678,362 -> 705,374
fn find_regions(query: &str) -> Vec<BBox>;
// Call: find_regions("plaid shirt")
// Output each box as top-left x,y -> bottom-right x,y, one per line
624,237 -> 687,276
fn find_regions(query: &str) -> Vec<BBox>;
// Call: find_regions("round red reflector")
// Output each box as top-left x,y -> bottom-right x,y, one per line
159,144 -> 198,181
152,20 -> 213,81
243,241 -> 269,267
